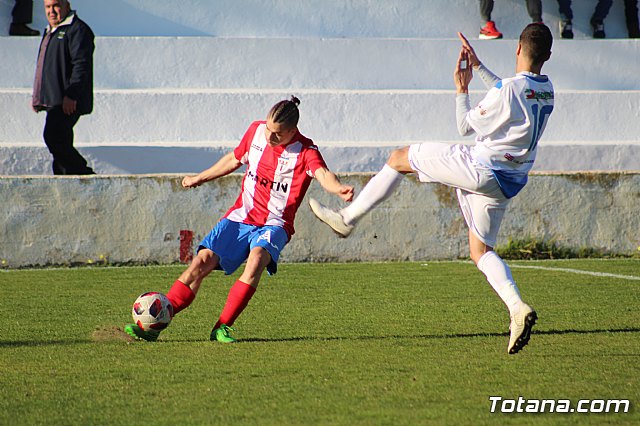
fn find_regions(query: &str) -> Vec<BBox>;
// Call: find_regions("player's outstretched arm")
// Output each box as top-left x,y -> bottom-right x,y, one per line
458,31 -> 500,88
454,45 -> 475,137
457,32 -> 481,69
182,151 -> 242,188
314,167 -> 354,202
454,47 -> 473,94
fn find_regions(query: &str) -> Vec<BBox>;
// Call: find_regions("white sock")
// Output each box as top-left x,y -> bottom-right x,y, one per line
477,251 -> 523,314
341,164 -> 403,225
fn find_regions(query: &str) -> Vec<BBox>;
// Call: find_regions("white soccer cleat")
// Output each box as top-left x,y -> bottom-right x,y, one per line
507,304 -> 537,355
308,198 -> 354,238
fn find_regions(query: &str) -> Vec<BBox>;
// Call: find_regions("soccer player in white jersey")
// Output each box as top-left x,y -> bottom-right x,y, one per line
310,24 -> 554,354
125,97 -> 354,342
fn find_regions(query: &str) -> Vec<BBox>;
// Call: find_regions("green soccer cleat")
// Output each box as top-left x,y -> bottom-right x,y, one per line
210,324 -> 237,343
124,323 -> 161,342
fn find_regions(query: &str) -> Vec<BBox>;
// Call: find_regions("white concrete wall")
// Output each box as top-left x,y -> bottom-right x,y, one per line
3,36 -> 640,91
0,172 -> 638,268
0,0 -> 633,39
2,88 -> 639,174
4,89 -> 640,143
1,0 -> 638,175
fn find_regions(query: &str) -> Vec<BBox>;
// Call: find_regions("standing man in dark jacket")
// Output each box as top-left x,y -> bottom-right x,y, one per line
32,0 -> 95,175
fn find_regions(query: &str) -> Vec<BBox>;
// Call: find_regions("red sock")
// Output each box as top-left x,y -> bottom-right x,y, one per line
214,280 -> 256,329
166,280 -> 195,316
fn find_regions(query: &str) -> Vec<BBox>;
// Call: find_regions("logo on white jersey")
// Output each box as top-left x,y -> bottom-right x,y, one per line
246,170 -> 290,194
525,89 -> 554,101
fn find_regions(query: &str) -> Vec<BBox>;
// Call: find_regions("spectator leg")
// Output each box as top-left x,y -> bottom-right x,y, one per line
624,0 -> 640,37
479,0 -> 493,23
526,0 -> 543,22
11,0 -> 33,24
43,108 -> 95,175
592,0 -> 613,23
556,0 -> 573,22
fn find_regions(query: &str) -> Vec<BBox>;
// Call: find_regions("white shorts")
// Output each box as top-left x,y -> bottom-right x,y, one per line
408,142 -> 509,247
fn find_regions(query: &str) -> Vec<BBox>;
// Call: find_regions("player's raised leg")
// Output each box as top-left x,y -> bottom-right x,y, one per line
469,231 -> 537,354
125,249 -> 220,341
173,248 -> 220,302
210,246 -> 271,343
309,146 -> 411,237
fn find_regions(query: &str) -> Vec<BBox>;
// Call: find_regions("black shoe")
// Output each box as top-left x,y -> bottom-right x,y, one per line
559,20 -> 573,39
591,20 -> 606,38
9,23 -> 40,36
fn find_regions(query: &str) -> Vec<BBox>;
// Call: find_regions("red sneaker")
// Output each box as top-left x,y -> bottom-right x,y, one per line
479,21 -> 503,40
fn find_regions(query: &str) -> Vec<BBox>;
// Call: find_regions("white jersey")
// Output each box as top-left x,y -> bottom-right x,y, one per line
466,71 -> 554,198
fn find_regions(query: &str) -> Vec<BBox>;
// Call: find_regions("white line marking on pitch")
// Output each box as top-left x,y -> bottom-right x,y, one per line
511,265 -> 640,281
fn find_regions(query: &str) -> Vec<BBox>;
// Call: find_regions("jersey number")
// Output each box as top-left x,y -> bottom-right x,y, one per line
529,104 -> 553,151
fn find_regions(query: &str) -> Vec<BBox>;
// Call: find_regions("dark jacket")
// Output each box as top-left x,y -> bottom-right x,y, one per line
36,11 -> 94,115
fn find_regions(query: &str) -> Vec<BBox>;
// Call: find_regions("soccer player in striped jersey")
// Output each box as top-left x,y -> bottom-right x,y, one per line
310,24 -> 554,354
125,96 -> 353,342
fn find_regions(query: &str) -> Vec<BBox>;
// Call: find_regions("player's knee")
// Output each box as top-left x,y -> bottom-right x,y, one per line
184,250 -> 217,280
470,252 -> 483,266
242,248 -> 271,282
195,249 -> 216,265
470,246 -> 493,266
386,147 -> 411,172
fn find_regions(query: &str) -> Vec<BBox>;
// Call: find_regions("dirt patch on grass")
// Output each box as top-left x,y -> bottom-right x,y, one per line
92,325 -> 134,343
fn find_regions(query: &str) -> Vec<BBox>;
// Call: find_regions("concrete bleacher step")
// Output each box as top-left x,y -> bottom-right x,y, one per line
1,87 -> 639,174
2,87 -> 639,143
3,37 -> 640,91
2,141 -> 638,176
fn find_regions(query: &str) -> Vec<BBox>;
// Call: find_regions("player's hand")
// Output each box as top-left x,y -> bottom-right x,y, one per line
182,175 -> 200,188
337,184 -> 354,202
457,32 -> 481,69
454,48 -> 473,94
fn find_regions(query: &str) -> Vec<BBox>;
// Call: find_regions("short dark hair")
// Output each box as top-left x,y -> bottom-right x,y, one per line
267,96 -> 300,130
519,23 -> 553,65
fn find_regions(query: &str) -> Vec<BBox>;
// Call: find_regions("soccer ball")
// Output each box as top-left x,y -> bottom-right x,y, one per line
132,292 -> 174,331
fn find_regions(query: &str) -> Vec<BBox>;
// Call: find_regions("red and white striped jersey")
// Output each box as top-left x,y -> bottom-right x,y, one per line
223,121 -> 327,238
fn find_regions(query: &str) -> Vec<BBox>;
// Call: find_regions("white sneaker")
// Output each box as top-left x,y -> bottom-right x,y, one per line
507,304 -> 537,354
308,198 -> 354,238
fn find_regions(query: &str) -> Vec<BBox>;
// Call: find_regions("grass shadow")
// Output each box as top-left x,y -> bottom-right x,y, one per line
239,327 -> 640,344
0,339 -> 91,348
1,327 -> 638,348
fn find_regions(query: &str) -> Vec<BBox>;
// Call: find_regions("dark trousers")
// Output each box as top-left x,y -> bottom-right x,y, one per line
625,0 -> 640,36
43,107 -> 95,175
556,0 -> 613,23
480,0 -> 542,23
11,0 -> 33,24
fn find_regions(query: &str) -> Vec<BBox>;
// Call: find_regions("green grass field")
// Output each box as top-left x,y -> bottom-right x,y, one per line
1,260 -> 639,425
